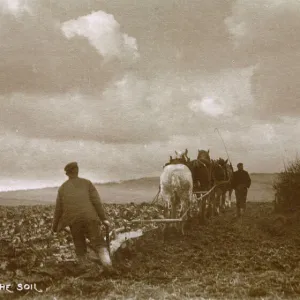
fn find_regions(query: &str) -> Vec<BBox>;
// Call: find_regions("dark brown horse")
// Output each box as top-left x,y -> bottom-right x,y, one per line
188,150 -> 230,217
187,150 -> 211,191
197,149 -> 211,167
215,158 -> 234,209
185,149 -> 213,221
211,159 -> 227,215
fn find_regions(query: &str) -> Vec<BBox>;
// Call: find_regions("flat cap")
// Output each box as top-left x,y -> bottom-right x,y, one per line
64,162 -> 78,172
237,162 -> 243,167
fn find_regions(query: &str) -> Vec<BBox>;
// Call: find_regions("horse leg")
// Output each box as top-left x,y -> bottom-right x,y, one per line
201,197 -> 207,224
163,195 -> 171,241
221,192 -> 226,212
199,196 -> 203,223
178,193 -> 185,235
224,190 -> 229,208
171,192 -> 178,233
228,189 -> 232,208
215,189 -> 223,216
211,192 -> 215,216
207,194 -> 213,219
179,199 -> 186,235
211,191 -> 216,216
215,192 -> 220,216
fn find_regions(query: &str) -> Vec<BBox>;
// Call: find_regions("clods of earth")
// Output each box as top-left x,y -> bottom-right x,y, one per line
1,202 -> 300,299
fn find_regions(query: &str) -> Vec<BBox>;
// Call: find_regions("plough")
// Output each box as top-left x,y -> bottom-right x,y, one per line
61,180 -> 231,264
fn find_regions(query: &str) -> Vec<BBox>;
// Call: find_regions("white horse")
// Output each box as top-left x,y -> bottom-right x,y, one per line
159,164 -> 194,235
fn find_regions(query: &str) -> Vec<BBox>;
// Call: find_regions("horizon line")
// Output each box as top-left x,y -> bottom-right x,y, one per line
0,173 -> 279,193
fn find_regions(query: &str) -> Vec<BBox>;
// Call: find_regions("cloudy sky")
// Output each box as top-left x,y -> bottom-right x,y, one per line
0,0 -> 300,190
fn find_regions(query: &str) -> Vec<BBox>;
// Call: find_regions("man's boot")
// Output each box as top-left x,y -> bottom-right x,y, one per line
98,247 -> 113,272
77,254 -> 94,271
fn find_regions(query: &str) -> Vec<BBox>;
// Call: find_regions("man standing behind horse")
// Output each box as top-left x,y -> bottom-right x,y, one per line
52,162 -> 113,272
231,163 -> 251,217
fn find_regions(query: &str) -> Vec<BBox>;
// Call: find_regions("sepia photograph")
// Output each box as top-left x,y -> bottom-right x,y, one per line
0,0 -> 300,299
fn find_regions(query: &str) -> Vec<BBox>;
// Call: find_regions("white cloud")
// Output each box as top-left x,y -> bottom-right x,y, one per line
0,0 -> 31,16
61,10 -> 139,63
0,66 -> 256,145
189,97 -> 225,117
187,66 -> 255,119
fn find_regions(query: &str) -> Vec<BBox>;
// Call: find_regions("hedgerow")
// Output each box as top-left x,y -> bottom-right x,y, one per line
273,157 -> 300,213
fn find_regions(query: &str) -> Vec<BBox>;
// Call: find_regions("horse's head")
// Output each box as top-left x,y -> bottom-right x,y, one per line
212,160 -> 226,182
215,158 -> 233,180
166,151 -> 188,166
174,148 -> 189,162
212,159 -> 222,168
197,149 -> 211,167
216,158 -> 228,167
197,149 -> 210,160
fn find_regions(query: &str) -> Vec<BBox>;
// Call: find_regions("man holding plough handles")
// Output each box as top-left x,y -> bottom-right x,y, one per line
52,162 -> 113,272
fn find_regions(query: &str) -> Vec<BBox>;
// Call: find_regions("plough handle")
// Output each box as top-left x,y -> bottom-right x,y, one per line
63,224 -> 111,253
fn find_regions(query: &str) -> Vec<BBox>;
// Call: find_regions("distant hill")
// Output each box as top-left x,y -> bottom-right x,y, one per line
0,174 -> 276,206
95,176 -> 159,186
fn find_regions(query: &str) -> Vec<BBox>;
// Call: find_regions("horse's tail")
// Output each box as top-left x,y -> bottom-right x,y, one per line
171,173 -> 181,194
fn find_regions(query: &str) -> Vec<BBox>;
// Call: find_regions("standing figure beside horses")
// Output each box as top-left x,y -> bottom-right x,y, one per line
231,162 -> 251,217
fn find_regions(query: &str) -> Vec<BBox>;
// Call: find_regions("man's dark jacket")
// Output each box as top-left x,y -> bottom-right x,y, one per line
231,170 -> 251,189
52,177 -> 107,232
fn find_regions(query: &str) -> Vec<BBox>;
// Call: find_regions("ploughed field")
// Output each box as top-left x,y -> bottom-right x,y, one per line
1,201 -> 300,300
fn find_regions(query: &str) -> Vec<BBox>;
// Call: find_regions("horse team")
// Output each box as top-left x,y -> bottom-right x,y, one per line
159,149 -> 234,232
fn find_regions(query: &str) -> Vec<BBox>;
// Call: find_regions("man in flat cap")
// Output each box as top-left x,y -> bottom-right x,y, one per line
52,162 -> 113,271
231,163 -> 251,217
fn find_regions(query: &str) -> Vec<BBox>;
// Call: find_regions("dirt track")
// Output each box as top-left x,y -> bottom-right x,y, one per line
1,201 -> 300,300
